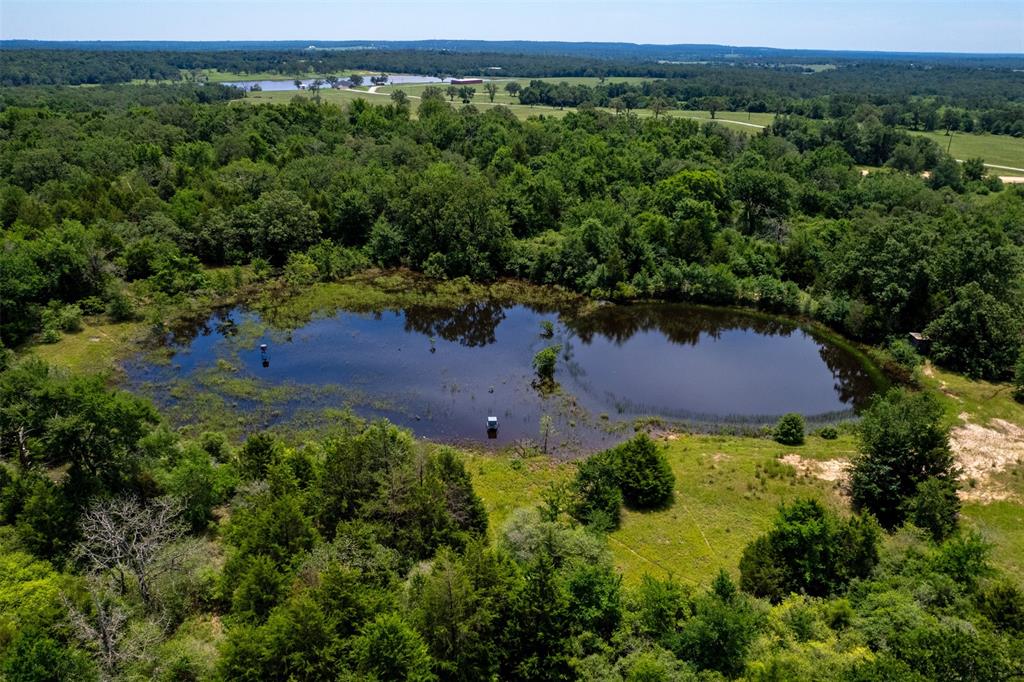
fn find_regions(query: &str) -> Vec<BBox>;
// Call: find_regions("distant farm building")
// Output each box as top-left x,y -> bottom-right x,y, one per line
450,78 -> 484,85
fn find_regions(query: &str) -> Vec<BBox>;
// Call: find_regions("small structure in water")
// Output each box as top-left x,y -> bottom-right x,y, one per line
259,343 -> 270,368
486,416 -> 498,439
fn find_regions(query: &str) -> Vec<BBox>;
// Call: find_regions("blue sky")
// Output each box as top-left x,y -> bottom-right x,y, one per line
2,1 -> 1021,53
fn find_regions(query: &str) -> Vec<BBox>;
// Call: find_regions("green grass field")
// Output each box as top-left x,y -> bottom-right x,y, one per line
469,424 -> 1024,586
30,319 -> 147,375
468,360 -> 1024,587
911,131 -> 1024,171
470,433 -> 852,586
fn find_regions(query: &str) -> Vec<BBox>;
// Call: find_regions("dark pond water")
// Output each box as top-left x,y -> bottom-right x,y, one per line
124,302 -> 880,453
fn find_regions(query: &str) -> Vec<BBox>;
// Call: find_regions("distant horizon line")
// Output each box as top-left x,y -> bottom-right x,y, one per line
1,38 -> 1021,57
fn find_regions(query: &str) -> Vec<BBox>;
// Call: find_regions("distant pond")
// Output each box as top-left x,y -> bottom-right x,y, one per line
124,302 -> 882,454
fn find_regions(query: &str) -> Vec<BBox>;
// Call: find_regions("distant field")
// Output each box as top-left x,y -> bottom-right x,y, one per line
235,88 -> 1024,167
242,88 -> 376,106
911,130 -> 1024,171
240,85 -> 771,132
196,68 -> 379,83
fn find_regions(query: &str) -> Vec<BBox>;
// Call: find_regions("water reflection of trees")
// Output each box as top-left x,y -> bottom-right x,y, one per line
163,307 -> 239,347
565,303 -> 879,410
402,301 -> 507,347
565,304 -> 798,346
816,342 -> 877,409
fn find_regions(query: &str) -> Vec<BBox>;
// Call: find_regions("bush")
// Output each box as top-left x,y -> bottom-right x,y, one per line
609,434 -> 675,509
850,389 -> 955,529
106,287 -> 137,322
1,630 -> 97,682
199,431 -> 231,462
977,580 -> 1024,633
283,252 -> 318,286
739,498 -> 880,602
888,338 -> 922,370
906,476 -> 961,542
250,257 -> 272,282
305,241 -> 369,281
41,303 -> 83,333
532,345 -> 561,383
235,433 -> 281,480
818,425 -> 838,440
570,451 -> 623,530
773,413 -> 805,446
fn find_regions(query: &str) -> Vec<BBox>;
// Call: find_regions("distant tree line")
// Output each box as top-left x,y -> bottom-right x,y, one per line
516,79 -> 1024,136
2,48 -> 1023,116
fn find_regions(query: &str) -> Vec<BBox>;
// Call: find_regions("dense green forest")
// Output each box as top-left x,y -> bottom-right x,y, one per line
2,47 -> 1024,680
2,84 -> 1022,377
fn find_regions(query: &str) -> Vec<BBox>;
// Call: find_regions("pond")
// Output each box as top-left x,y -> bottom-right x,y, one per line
124,302 -> 882,454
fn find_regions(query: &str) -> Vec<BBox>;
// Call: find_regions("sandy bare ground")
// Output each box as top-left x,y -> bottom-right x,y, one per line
780,454 -> 850,485
778,415 -> 1023,504
951,416 -> 1024,502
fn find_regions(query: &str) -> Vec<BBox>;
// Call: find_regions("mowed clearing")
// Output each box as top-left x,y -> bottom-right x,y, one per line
911,130 -> 1024,172
468,361 -> 1024,587
469,432 -> 855,587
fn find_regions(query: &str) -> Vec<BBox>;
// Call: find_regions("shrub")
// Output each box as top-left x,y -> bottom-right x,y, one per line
199,431 -> 231,462
609,434 -> 675,509
977,580 -> 1024,633
235,433 -> 281,481
106,287 -> 137,322
570,451 -> 623,530
250,257 -> 271,282
888,338 -> 922,370
422,252 -> 448,280
305,241 -> 369,281
1,630 -> 97,682
850,389 -> 955,529
773,413 -> 805,446
283,252 -> 318,286
41,303 -> 83,333
818,425 -> 838,440
352,613 -> 435,681
739,498 -> 880,602
905,476 -> 961,542
532,345 -> 561,383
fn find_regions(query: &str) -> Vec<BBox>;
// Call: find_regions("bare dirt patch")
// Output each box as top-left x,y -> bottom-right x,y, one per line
951,417 -> 1024,502
780,454 -> 850,485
